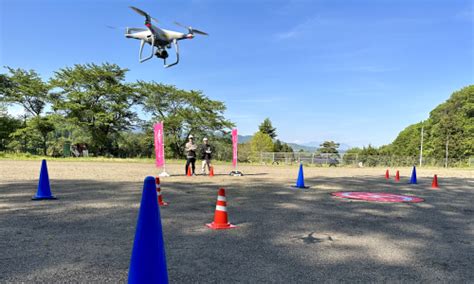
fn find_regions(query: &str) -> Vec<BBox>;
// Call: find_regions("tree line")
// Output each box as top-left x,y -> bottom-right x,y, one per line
0,63 -> 234,158
240,84 -> 473,166
1,64 -> 471,164
345,85 -> 473,164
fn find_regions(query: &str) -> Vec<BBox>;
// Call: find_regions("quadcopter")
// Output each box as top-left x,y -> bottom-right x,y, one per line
125,6 -> 208,68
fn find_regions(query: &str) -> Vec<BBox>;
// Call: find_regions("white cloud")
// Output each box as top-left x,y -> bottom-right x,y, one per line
275,16 -> 335,40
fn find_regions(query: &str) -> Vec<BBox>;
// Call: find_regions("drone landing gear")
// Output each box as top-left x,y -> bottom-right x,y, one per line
139,36 -> 156,63
163,39 -> 179,68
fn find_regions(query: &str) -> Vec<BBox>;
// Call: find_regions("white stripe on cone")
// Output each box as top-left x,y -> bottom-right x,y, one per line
215,205 -> 227,212
217,195 -> 226,201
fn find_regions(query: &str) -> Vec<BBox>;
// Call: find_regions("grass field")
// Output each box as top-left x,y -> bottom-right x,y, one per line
1,160 -> 473,282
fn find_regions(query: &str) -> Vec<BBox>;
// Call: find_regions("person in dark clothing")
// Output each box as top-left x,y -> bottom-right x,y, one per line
185,135 -> 197,175
200,137 -> 213,175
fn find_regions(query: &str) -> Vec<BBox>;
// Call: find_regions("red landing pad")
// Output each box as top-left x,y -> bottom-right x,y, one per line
332,192 -> 424,203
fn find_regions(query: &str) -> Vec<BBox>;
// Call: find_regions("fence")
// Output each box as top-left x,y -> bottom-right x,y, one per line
259,152 -> 473,167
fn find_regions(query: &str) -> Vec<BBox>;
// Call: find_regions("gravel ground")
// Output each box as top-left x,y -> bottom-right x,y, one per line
0,160 -> 473,283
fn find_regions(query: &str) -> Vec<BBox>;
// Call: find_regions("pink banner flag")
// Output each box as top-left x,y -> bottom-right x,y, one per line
154,122 -> 165,168
232,128 -> 238,168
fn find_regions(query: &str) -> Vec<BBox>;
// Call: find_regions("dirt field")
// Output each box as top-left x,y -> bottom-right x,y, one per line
1,160 -> 473,282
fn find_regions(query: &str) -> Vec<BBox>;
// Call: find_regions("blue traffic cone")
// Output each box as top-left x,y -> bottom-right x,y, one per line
32,159 -> 56,200
409,166 -> 417,184
128,176 -> 168,284
293,163 -> 309,188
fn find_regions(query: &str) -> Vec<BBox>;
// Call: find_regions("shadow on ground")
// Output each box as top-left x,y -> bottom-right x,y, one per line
0,175 -> 472,282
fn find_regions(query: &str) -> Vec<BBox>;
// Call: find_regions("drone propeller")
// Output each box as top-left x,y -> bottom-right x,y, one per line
129,6 -> 159,25
174,21 -> 208,36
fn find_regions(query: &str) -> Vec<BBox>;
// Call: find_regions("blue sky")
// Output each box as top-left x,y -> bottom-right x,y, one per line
1,0 -> 473,147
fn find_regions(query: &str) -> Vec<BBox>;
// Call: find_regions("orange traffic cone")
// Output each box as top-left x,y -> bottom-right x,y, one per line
206,188 -> 236,230
385,169 -> 390,180
395,170 -> 400,182
209,166 -> 214,177
187,165 -> 192,177
155,177 -> 168,206
431,174 -> 439,189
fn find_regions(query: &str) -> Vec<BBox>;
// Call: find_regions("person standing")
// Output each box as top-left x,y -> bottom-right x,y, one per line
185,135 -> 197,175
200,137 -> 213,175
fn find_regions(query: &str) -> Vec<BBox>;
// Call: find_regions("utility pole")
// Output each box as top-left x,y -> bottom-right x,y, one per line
419,122 -> 424,167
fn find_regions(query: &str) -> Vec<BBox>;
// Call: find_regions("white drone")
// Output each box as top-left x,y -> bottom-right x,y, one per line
125,6 -> 208,68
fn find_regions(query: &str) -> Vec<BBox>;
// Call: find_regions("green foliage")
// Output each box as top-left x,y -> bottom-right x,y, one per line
1,67 -> 50,116
258,118 -> 277,139
30,116 -> 55,155
135,81 -> 234,158
345,85 -> 473,166
116,131 -> 154,158
1,63 -> 236,159
0,111 -> 22,151
281,143 -> 294,152
318,141 -> 340,155
0,74 -> 13,99
207,135 -> 233,161
49,63 -> 138,156
390,85 -> 473,160
273,139 -> 293,152
342,147 -> 361,165
358,144 -> 381,166
237,142 -> 252,162
250,131 -> 274,160
7,116 -> 55,155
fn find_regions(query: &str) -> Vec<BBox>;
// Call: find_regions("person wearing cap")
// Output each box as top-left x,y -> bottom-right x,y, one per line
200,137 -> 213,175
185,135 -> 198,175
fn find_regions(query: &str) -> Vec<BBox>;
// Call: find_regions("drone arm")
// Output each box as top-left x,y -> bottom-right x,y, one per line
138,35 -> 156,63
164,39 -> 179,68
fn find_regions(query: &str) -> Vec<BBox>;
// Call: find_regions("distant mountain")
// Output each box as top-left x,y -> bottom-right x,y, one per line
237,135 -> 253,143
286,143 -> 318,152
238,135 -> 350,152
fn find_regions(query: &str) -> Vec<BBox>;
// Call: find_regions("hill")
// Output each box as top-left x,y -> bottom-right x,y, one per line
386,85 -> 473,159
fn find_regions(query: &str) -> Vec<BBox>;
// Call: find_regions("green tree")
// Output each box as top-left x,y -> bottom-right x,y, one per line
136,81 -> 234,158
273,139 -> 293,152
116,131 -> 154,158
359,144 -> 381,166
250,131 -> 274,156
273,139 -> 282,152
319,141 -> 340,155
1,67 -> 55,155
0,108 -> 22,151
0,74 -> 13,100
343,147 -> 362,165
237,142 -> 252,162
49,63 -> 138,156
281,143 -> 294,152
389,85 -> 473,163
1,67 -> 49,116
258,118 -> 277,139
30,116 -> 55,155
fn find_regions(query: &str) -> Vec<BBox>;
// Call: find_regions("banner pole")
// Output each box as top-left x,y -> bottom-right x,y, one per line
157,121 -> 170,177
230,128 -> 242,176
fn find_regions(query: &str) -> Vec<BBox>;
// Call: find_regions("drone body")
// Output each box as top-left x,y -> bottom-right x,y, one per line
125,6 -> 208,68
